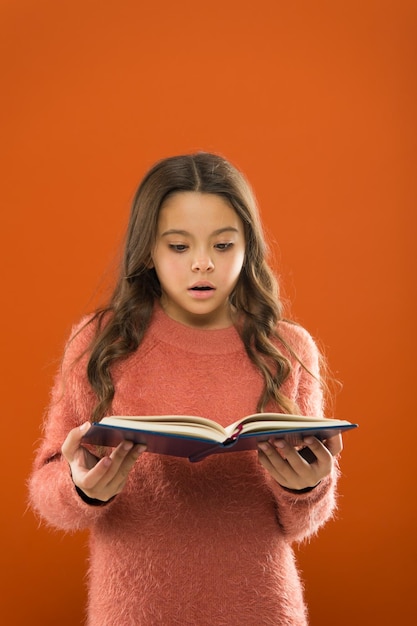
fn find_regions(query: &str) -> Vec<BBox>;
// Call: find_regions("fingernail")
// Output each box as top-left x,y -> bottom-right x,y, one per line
303,436 -> 314,444
258,443 -> 268,451
274,439 -> 285,449
135,445 -> 147,456
123,441 -> 134,451
79,422 -> 90,432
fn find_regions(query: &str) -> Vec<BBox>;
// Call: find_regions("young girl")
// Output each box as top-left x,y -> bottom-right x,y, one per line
29,152 -> 342,626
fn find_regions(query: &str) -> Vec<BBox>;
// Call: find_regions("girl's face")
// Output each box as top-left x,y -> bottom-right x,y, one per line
151,191 -> 246,329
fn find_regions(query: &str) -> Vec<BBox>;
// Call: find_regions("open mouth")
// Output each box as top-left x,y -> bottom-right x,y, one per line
188,284 -> 216,297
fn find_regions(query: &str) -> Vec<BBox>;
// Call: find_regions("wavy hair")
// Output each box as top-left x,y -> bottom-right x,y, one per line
84,152 -> 306,421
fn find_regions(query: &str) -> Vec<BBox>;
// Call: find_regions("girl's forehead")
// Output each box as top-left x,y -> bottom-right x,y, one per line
157,192 -> 243,234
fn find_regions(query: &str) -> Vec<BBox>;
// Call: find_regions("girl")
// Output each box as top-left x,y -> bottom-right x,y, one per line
29,152 -> 342,626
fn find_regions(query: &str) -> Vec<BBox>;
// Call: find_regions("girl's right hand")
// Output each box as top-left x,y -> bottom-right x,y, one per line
61,422 -> 146,502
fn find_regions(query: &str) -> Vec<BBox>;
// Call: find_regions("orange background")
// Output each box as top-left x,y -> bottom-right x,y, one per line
1,1 -> 416,624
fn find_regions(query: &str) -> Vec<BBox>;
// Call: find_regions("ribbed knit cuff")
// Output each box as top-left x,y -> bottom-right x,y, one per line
75,485 -> 116,507
279,481 -> 321,494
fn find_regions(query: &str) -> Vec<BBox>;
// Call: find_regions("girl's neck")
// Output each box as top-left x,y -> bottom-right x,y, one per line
158,297 -> 236,330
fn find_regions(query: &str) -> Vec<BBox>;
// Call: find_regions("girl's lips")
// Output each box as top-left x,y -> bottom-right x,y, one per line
189,281 -> 215,290
188,284 -> 216,299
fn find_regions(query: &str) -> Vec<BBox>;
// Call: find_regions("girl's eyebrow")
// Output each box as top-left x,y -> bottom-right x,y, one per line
160,227 -> 239,237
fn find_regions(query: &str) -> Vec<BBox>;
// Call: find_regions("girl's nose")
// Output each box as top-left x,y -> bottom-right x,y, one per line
191,255 -> 214,272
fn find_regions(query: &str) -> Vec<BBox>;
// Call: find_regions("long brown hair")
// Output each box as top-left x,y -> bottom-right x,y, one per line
85,152 -> 306,421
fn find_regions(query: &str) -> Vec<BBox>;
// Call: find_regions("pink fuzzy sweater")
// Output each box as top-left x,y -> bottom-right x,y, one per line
29,305 -> 338,625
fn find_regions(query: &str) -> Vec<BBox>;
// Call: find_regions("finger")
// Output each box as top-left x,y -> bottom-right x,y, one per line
258,448 -> 282,482
107,441 -> 146,482
76,454 -> 111,489
260,440 -> 327,490
270,439 -> 315,472
300,437 -> 334,464
80,441 -> 141,491
322,433 -> 343,456
104,443 -> 147,493
61,422 -> 91,463
258,442 -> 294,484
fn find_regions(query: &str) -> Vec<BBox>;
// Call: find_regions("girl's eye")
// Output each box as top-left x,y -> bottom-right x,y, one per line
169,244 -> 188,252
215,242 -> 234,251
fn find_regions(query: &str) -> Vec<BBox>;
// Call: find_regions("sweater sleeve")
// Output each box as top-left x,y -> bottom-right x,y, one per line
28,320 -> 118,532
263,322 -> 340,542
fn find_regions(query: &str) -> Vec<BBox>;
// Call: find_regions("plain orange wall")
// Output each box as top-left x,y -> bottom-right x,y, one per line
1,1 -> 416,624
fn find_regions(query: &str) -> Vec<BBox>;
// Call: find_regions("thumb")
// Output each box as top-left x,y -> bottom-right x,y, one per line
61,422 -> 91,463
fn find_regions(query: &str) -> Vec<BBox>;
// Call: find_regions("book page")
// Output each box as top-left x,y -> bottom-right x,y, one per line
224,413 -> 352,437
99,414 -> 353,441
100,415 -> 228,440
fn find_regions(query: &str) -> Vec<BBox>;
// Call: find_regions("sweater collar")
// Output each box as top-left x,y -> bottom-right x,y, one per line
149,303 -> 244,355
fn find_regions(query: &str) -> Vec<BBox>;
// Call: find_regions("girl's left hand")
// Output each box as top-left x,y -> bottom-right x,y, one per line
258,434 -> 343,491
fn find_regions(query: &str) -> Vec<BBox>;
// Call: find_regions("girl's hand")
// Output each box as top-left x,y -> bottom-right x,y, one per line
61,422 -> 147,502
258,434 -> 342,491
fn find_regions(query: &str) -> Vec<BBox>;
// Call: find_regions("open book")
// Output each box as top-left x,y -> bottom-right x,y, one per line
81,413 -> 357,462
